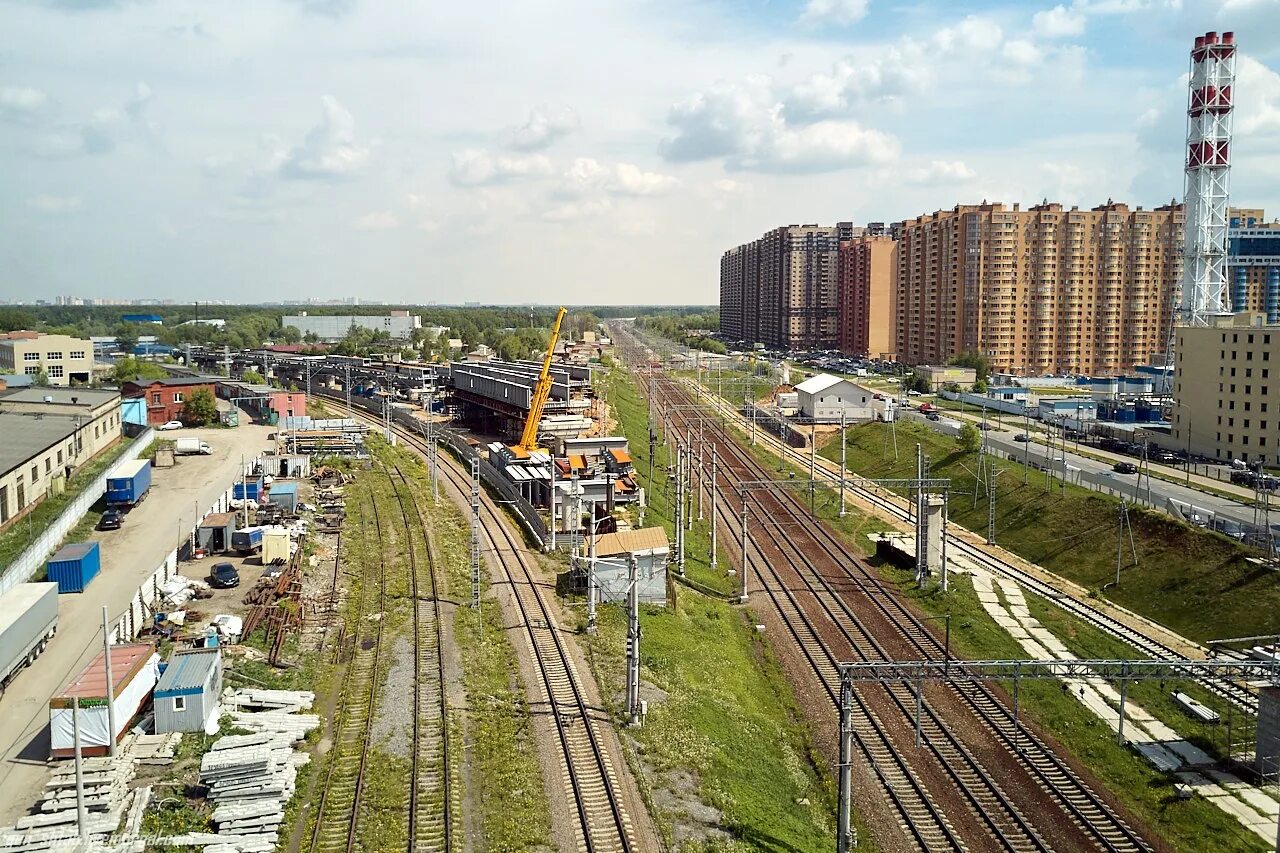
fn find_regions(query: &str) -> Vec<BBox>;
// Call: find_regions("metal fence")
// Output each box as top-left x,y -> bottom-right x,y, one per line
0,428 -> 156,596
436,430 -> 549,546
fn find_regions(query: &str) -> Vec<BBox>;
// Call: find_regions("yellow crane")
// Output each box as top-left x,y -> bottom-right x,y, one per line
515,306 -> 567,453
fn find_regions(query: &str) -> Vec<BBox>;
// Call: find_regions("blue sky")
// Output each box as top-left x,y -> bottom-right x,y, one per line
1,0 -> 1278,305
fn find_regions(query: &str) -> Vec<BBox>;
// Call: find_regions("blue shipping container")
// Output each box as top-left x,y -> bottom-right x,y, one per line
47,542 -> 101,594
268,482 -> 298,513
106,459 -> 152,507
233,479 -> 263,501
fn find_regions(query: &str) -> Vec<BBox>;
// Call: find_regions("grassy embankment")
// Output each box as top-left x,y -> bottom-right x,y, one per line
596,367 -> 851,852
825,420 -> 1276,644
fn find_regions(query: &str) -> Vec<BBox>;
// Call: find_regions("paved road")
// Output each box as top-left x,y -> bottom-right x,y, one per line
902,410 -> 1278,537
0,422 -> 275,826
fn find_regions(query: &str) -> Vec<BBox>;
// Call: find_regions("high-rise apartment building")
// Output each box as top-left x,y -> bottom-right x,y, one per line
719,224 -> 841,351
837,234 -> 897,358
1228,208 -> 1280,324
893,201 -> 1184,375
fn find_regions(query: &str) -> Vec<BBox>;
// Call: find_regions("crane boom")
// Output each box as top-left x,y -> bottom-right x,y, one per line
517,306 -> 567,452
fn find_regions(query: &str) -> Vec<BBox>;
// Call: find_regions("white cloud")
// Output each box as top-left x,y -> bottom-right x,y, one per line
27,195 -> 83,214
355,211 -> 400,230
905,160 -> 976,185
1002,39 -> 1042,66
661,76 -> 898,172
1032,5 -> 1086,38
612,163 -> 678,196
541,198 -> 613,222
279,95 -> 369,180
0,86 -> 49,123
506,106 -> 579,151
450,149 -> 554,186
558,157 -> 612,196
797,0 -> 869,28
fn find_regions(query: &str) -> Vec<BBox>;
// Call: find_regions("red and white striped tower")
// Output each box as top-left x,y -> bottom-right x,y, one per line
1181,30 -> 1237,326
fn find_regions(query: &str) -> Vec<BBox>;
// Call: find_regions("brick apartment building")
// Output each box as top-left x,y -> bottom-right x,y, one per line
837,233 -> 897,359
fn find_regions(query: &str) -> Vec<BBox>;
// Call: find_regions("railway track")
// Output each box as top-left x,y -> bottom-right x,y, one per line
642,360 -> 1153,851
642,336 -> 1259,717
327,398 -> 638,853
385,464 -> 453,852
308,491 -> 389,853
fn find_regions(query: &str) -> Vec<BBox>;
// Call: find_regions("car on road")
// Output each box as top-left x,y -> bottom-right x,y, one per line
976,422 -> 992,430
209,562 -> 240,589
1013,433 -> 1030,442
925,412 -> 941,422
157,420 -> 184,431
1113,462 -> 1138,475
98,509 -> 124,530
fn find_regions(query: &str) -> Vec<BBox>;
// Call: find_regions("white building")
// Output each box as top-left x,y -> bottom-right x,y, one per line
794,373 -> 874,423
0,333 -> 94,387
281,311 -> 421,342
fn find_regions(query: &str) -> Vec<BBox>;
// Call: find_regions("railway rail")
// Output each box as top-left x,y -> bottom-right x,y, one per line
649,341 -> 1259,717
638,352 -> 1153,851
330,398 -> 638,853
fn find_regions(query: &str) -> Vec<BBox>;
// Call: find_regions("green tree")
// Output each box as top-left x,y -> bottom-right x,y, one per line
905,372 -> 932,394
278,325 -> 302,344
242,370 -> 265,384
181,387 -> 218,426
949,351 -> 992,382
956,422 -> 982,453
32,369 -> 50,387
111,357 -> 168,384
113,324 -> 139,356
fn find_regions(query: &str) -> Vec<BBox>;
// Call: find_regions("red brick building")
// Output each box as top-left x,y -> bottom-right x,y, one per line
122,377 -> 218,425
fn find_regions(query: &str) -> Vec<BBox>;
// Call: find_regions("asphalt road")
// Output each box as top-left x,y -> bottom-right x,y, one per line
0,421 -> 275,826
902,409 -> 1278,537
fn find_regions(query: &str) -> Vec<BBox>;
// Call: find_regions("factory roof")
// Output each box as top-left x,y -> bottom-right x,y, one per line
123,376 -> 217,388
794,373 -> 849,395
0,387 -> 120,407
0,413 -> 81,478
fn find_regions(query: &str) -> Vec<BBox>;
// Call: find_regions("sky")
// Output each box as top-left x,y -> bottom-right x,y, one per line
2,0 -> 1279,306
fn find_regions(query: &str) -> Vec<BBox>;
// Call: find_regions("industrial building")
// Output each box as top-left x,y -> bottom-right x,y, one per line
448,359 -> 592,437
916,365 -> 977,391
0,332 -> 94,386
837,233 -> 896,359
794,374 -> 874,423
122,377 -> 219,426
281,311 -> 421,342
1171,313 -> 1280,466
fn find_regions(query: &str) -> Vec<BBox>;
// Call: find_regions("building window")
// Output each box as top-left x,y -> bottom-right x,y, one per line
173,696 -> 185,712
44,459 -> 50,474
151,393 -> 161,404
23,352 -> 38,362
48,365 -> 63,378
24,366 -> 38,375
57,450 -> 62,465
70,351 -> 85,359
173,393 -> 184,403
45,351 -> 62,361
31,465 -> 38,482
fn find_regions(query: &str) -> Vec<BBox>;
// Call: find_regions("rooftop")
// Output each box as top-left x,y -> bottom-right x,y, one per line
594,527 -> 670,557
0,413 -> 82,478
0,387 -> 119,408
155,647 -> 220,698
54,643 -> 155,704
795,373 -> 851,395
123,376 -> 218,388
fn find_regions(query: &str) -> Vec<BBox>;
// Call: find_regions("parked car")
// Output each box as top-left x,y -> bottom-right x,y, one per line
1113,462 -> 1138,475
157,420 -> 184,431
1013,433 -> 1030,442
976,422 -> 992,430
209,562 -> 240,589
1230,470 -> 1258,487
97,509 -> 124,531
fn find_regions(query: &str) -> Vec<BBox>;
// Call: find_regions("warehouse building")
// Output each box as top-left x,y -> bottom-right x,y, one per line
122,377 -> 218,426
795,374 -> 874,423
1172,313 -> 1280,466
281,311 -> 421,342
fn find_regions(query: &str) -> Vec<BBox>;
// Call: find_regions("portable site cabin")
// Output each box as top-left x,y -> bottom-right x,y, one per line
50,643 -> 159,758
267,481 -> 298,514
197,512 -> 237,554
264,453 -> 311,479
261,527 -> 292,565
233,478 -> 264,502
589,527 -> 669,606
154,647 -> 222,734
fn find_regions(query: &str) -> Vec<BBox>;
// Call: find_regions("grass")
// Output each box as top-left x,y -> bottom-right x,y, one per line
383,439 -> 554,851
879,561 -> 1269,853
602,365 -> 861,852
825,420 -> 1278,644
0,434 -> 141,571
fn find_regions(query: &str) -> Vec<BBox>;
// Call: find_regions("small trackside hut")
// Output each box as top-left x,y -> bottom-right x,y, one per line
154,647 -> 223,734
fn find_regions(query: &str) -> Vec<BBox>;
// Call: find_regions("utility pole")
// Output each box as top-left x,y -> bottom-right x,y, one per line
344,364 -> 352,419
673,445 -> 684,573
696,439 -> 704,521
684,442 -> 693,532
710,447 -> 718,569
809,432 -> 817,515
587,509 -> 598,634
915,444 -> 927,588
1023,410 -> 1030,485
470,458 -> 481,610
839,409 -> 847,517
240,455 -> 249,528
1115,500 -> 1137,587
548,450 -> 556,551
987,468 -> 999,546
101,606 -> 116,758
626,554 -> 641,726
837,678 -> 856,853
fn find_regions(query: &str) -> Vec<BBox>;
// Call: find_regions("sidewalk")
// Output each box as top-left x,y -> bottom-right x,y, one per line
0,422 -> 274,825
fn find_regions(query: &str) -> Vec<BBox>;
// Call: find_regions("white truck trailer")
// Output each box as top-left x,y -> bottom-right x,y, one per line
0,583 -> 59,688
